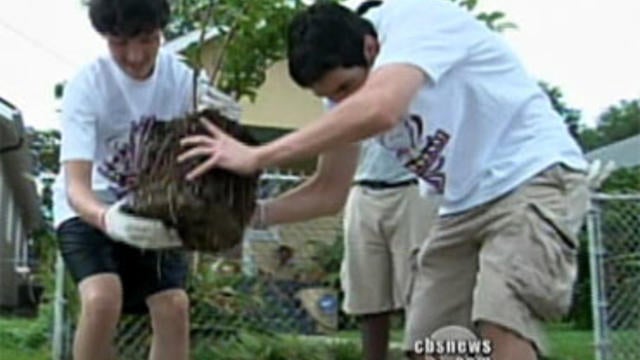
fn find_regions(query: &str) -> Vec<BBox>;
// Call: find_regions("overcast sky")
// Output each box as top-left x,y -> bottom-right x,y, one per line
0,0 -> 638,130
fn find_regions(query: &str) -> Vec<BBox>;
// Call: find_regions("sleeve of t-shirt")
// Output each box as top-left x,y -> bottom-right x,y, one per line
59,71 -> 98,162
373,0 -> 488,83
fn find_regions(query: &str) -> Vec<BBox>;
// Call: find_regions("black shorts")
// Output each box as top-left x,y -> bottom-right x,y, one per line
57,217 -> 189,314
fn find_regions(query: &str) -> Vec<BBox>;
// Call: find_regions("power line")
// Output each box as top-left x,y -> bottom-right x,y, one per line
0,17 -> 79,69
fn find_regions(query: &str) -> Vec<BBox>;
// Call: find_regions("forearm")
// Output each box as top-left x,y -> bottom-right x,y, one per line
67,186 -> 108,230
64,161 -> 108,230
256,177 -> 347,227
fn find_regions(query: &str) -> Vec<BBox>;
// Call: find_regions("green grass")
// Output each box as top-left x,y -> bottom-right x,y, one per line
335,323 -> 595,360
0,316 -> 50,360
0,346 -> 49,360
0,316 -> 595,360
546,323 -> 595,360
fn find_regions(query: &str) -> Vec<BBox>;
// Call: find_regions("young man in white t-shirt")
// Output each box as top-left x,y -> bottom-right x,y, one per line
52,1 -> 239,359
178,1 -> 589,359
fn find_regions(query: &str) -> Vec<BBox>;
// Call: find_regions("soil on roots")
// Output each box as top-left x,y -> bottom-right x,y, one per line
102,109 -> 260,253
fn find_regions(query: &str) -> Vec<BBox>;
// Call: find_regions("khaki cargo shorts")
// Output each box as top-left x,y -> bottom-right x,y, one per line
404,164 -> 589,355
341,184 -> 439,315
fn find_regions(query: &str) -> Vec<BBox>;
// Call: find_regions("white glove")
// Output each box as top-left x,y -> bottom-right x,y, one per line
197,81 -> 242,121
587,159 -> 616,190
103,199 -> 183,250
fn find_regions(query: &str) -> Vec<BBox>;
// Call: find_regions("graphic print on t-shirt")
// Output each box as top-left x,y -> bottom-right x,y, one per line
379,114 -> 450,193
98,115 -> 158,198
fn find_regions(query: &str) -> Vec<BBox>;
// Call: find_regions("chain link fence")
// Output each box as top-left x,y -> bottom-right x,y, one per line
51,185 -> 640,359
588,194 -> 640,360
52,172 -> 362,359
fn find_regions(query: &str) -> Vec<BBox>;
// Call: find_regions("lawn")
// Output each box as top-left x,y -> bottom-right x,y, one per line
0,316 -> 50,360
0,316 -> 595,360
0,347 -> 49,360
333,323 -> 595,360
546,323 -> 595,360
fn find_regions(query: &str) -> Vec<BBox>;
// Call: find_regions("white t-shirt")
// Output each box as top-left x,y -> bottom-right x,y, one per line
324,100 -> 415,183
52,50 -> 195,227
367,0 -> 587,215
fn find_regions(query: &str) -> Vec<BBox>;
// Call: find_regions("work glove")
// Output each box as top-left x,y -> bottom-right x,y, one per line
103,199 -> 183,250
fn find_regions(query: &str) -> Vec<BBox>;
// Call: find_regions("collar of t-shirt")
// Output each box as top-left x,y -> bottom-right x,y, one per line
108,54 -> 161,121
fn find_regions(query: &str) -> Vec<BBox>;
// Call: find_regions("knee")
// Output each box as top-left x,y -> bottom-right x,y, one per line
148,291 -> 190,325
81,289 -> 122,322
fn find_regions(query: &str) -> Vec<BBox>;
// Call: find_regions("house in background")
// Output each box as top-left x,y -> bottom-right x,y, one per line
0,96 -> 42,313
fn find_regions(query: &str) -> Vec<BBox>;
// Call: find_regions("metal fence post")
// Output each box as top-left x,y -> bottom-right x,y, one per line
588,199 -> 607,360
52,252 -> 68,360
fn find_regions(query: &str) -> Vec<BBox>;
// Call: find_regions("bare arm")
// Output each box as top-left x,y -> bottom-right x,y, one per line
178,65 -> 425,180
65,161 -> 108,230
258,143 -> 359,226
256,64 -> 426,168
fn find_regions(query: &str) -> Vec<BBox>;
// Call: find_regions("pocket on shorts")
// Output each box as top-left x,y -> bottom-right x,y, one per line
506,201 -> 579,322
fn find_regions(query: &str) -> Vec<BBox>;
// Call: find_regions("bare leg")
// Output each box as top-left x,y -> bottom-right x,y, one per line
147,289 -> 190,360
74,274 -> 122,360
361,311 -> 393,360
479,322 -> 537,360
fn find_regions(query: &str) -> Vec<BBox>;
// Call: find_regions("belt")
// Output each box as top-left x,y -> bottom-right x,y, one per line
352,179 -> 418,190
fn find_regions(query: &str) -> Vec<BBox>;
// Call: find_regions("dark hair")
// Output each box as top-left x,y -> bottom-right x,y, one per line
356,0 -> 383,16
88,0 -> 170,37
287,2 -> 378,87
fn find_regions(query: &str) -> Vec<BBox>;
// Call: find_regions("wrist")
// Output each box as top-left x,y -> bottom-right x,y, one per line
252,145 -> 268,171
252,199 -> 270,229
96,207 -> 108,232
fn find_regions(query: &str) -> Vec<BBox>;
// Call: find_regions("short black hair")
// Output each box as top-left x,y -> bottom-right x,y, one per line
287,2 -> 377,88
88,0 -> 170,37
